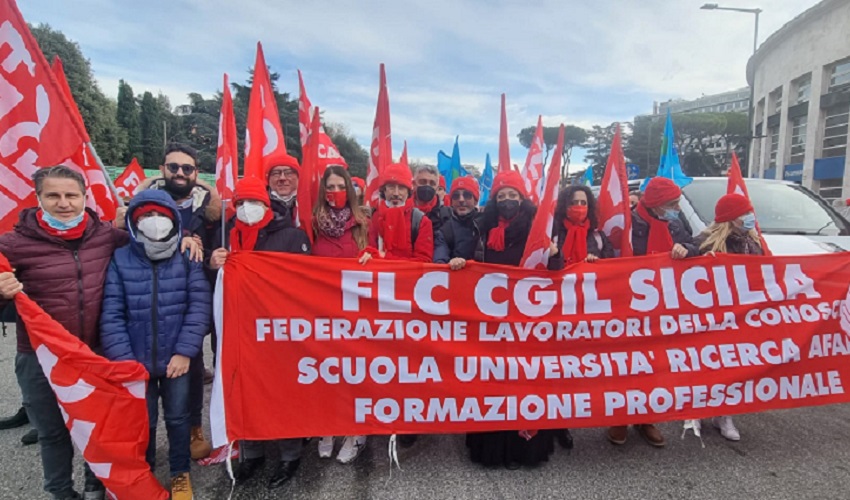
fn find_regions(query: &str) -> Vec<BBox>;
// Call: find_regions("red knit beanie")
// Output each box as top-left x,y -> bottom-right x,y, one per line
263,152 -> 301,180
450,176 -> 480,201
642,177 -> 682,208
714,193 -> 753,223
439,176 -> 447,189
379,162 -> 413,190
132,204 -> 172,224
234,177 -> 271,206
492,170 -> 528,199
352,177 -> 366,192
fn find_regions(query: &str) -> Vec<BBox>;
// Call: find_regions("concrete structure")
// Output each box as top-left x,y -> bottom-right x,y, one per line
747,0 -> 850,202
657,88 -> 750,116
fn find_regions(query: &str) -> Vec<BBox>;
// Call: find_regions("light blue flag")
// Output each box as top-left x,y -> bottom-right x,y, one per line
581,166 -> 594,186
437,150 -> 452,182
479,153 -> 494,206
449,136 -> 469,184
641,110 -> 693,190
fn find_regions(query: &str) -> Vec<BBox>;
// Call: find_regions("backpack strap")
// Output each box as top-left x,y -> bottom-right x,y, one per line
411,208 -> 424,245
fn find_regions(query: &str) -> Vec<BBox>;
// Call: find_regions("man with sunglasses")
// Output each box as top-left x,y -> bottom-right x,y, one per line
433,176 -> 481,270
142,143 -> 221,461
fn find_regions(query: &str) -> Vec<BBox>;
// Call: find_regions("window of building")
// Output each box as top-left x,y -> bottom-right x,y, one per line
795,74 -> 811,104
790,116 -> 807,164
771,87 -> 783,114
819,179 -> 843,202
829,58 -> 850,93
822,103 -> 849,158
769,127 -> 779,168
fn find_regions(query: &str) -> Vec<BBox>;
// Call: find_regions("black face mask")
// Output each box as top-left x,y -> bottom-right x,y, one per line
497,199 -> 520,220
416,185 -> 436,203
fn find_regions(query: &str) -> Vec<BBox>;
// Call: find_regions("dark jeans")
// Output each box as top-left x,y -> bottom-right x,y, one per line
146,373 -> 191,477
189,351 -> 204,427
16,352 -> 102,498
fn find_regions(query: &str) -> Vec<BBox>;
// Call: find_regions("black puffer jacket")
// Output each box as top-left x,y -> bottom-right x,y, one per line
631,209 -> 699,257
434,210 -> 481,263
211,210 -> 311,258
478,201 -> 536,266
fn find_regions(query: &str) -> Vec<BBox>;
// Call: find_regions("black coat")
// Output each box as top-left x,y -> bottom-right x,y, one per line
631,209 -> 698,257
433,210 -> 481,263
210,211 -> 311,259
547,223 -> 615,270
478,204 -> 536,266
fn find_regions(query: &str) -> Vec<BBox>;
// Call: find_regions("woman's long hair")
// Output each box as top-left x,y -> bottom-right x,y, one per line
554,185 -> 599,231
699,221 -> 762,254
313,166 -> 369,250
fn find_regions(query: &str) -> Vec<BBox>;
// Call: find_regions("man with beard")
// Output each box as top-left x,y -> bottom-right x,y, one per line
141,143 -> 220,461
412,165 -> 449,232
434,176 -> 480,270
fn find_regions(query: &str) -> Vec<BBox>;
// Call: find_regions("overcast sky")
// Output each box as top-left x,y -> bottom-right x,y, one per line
22,0 -> 821,172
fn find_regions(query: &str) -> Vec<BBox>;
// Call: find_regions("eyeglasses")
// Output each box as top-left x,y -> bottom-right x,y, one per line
451,190 -> 475,201
269,168 -> 297,179
165,163 -> 196,175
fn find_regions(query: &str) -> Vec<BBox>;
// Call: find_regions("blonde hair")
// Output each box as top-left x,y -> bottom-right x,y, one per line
699,221 -> 761,254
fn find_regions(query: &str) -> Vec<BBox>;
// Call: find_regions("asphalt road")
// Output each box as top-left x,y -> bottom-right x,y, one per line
1,328 -> 850,500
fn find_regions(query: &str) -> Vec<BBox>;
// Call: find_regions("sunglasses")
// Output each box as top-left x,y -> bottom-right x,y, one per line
451,190 -> 475,201
165,163 -> 196,175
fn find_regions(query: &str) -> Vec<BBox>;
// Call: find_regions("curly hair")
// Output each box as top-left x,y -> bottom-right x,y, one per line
554,185 -> 598,231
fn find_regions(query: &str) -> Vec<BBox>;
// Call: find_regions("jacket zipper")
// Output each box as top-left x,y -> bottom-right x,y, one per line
73,250 -> 85,336
151,262 -> 159,375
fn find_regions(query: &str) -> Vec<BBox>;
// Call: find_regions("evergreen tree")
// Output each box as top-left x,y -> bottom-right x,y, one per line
116,80 -> 141,164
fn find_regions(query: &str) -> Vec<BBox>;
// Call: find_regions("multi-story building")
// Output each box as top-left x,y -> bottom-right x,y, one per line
657,88 -> 750,116
748,0 -> 850,202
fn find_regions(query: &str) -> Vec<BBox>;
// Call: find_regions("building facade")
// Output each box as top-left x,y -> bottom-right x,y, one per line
657,88 -> 750,116
747,0 -> 850,202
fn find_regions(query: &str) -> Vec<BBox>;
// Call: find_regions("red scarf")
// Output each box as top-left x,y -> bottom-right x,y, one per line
562,218 -> 589,264
415,196 -> 438,214
378,199 -> 414,254
486,217 -> 513,252
36,210 -> 88,240
636,202 -> 673,254
230,209 -> 273,251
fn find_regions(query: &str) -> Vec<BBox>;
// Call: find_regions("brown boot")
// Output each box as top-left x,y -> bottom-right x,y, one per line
637,424 -> 666,447
607,426 -> 628,445
190,426 -> 212,460
171,472 -> 193,500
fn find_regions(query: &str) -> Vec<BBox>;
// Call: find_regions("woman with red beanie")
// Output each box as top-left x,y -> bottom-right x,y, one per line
691,193 -> 763,441
467,170 -> 554,469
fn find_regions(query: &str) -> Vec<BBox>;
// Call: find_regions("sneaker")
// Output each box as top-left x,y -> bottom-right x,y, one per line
637,424 -> 666,447
0,407 -> 28,430
318,436 -> 334,458
170,472 -> 193,500
713,416 -> 740,441
337,436 -> 366,464
21,428 -> 38,446
607,426 -> 628,445
190,426 -> 212,460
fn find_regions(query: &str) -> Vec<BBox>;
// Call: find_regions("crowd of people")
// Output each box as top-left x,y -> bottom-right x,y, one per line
0,143 -> 765,499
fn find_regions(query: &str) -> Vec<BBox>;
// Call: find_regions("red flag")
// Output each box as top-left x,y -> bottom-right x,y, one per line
498,94 -> 512,174
0,0 -> 89,232
727,152 -> 771,255
216,73 -> 238,219
297,70 -> 348,169
113,158 -> 146,200
597,125 -> 633,257
243,42 -> 286,179
365,64 -> 392,206
298,106 -> 322,243
51,57 -> 118,221
400,140 -> 408,166
0,254 -> 169,499
521,115 -> 545,205
520,124 -> 564,269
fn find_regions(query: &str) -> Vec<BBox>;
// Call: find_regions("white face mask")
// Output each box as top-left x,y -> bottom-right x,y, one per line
137,215 -> 174,241
236,201 -> 267,225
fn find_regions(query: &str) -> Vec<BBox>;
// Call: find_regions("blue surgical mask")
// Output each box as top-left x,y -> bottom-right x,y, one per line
40,209 -> 85,231
660,209 -> 680,222
741,213 -> 756,231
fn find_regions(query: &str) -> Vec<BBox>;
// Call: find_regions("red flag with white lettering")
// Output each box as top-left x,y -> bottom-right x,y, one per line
51,57 -> 119,221
243,42 -> 286,179
521,115 -> 545,205
727,152 -> 770,255
597,125 -> 633,257
297,106 -> 322,243
0,253 -> 169,499
297,70 -> 348,169
216,73 -> 238,219
365,64 -> 392,206
498,94 -> 512,174
520,124 -> 564,269
114,158 -> 146,200
0,0 -> 88,232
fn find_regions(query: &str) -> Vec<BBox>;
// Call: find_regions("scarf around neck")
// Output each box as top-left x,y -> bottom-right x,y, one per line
231,209 -> 274,251
36,210 -> 88,240
486,216 -> 515,252
317,206 -> 352,239
136,232 -> 179,261
562,218 -> 589,264
378,199 -> 414,253
637,202 -> 674,254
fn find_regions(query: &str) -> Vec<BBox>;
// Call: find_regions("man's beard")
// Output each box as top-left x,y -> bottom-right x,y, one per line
164,176 -> 195,198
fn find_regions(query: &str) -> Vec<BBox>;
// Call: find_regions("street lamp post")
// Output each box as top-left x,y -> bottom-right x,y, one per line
700,3 -> 762,177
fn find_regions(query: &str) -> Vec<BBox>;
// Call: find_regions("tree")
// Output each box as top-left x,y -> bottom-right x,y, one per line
518,124 -> 588,184
138,91 -> 162,168
582,122 -> 631,185
31,23 -> 127,164
116,80 -> 141,164
624,115 -> 663,179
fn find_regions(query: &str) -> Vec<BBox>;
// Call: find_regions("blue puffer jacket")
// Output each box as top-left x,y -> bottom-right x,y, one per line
100,190 -> 211,378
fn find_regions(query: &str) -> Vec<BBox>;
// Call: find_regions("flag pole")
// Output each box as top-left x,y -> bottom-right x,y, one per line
221,199 -> 227,249
86,142 -> 125,207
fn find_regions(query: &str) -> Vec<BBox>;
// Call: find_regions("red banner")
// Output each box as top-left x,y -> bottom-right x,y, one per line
213,252 -> 850,445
